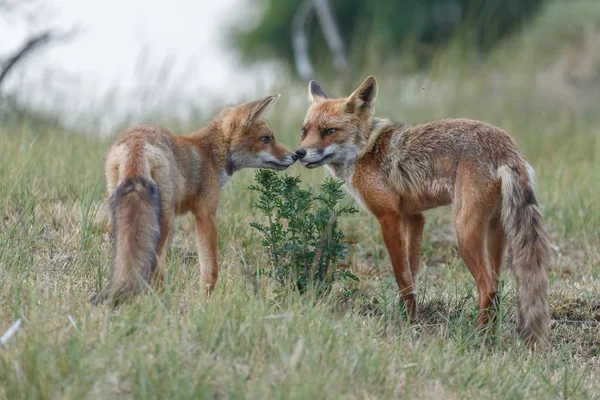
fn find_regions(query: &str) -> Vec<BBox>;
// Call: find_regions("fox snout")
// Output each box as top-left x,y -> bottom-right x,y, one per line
278,151 -> 298,168
260,148 -> 298,170
295,146 -> 336,168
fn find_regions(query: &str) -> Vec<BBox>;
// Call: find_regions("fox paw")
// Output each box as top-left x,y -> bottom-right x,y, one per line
89,289 -> 109,306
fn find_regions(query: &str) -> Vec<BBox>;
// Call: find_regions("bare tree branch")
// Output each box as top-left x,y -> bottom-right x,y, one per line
0,32 -> 52,91
292,0 -> 315,81
0,28 -> 75,94
313,0 -> 348,75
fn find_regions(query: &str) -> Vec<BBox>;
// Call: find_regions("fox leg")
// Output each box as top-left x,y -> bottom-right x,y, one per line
486,213 -> 505,291
194,211 -> 219,296
378,212 -> 417,319
453,206 -> 497,328
153,209 -> 174,292
405,212 -> 425,281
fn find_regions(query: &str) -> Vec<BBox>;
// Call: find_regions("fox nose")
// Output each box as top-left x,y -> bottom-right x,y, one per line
291,154 -> 298,161
295,148 -> 307,159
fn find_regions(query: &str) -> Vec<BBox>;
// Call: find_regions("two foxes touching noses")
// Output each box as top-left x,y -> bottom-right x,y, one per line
92,76 -> 550,348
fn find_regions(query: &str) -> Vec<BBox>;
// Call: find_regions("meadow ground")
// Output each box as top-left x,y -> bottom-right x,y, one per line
1,2 -> 600,398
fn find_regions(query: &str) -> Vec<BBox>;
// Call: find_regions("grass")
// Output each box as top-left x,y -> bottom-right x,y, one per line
1,1 -> 600,398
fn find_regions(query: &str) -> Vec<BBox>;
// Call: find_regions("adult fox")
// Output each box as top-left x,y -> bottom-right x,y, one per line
91,95 -> 297,305
295,76 -> 550,347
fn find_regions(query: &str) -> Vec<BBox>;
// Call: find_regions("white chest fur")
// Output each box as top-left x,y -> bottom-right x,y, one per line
326,164 -> 369,212
343,174 -> 369,212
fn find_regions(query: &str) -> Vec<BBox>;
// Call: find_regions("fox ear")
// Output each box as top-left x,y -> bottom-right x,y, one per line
247,94 -> 280,122
344,75 -> 377,114
308,81 -> 329,105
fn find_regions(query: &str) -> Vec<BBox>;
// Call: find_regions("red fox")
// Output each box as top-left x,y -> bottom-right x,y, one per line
296,76 -> 550,347
91,95 -> 297,305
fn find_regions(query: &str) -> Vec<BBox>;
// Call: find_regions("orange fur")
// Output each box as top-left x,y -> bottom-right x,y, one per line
90,95 -> 297,304
297,76 -> 550,347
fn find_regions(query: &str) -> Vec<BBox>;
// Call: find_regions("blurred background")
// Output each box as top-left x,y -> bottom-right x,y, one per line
1,0 -> 599,134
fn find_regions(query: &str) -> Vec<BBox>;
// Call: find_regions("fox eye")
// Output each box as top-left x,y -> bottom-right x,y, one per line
260,136 -> 272,144
323,128 -> 337,136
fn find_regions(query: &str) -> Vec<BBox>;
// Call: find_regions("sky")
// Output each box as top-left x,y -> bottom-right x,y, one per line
0,0 -> 279,132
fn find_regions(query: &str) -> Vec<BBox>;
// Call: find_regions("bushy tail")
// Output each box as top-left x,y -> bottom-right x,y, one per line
498,165 -> 550,347
90,177 -> 162,305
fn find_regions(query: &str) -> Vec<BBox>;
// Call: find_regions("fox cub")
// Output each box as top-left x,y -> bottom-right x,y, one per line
91,95 -> 297,304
